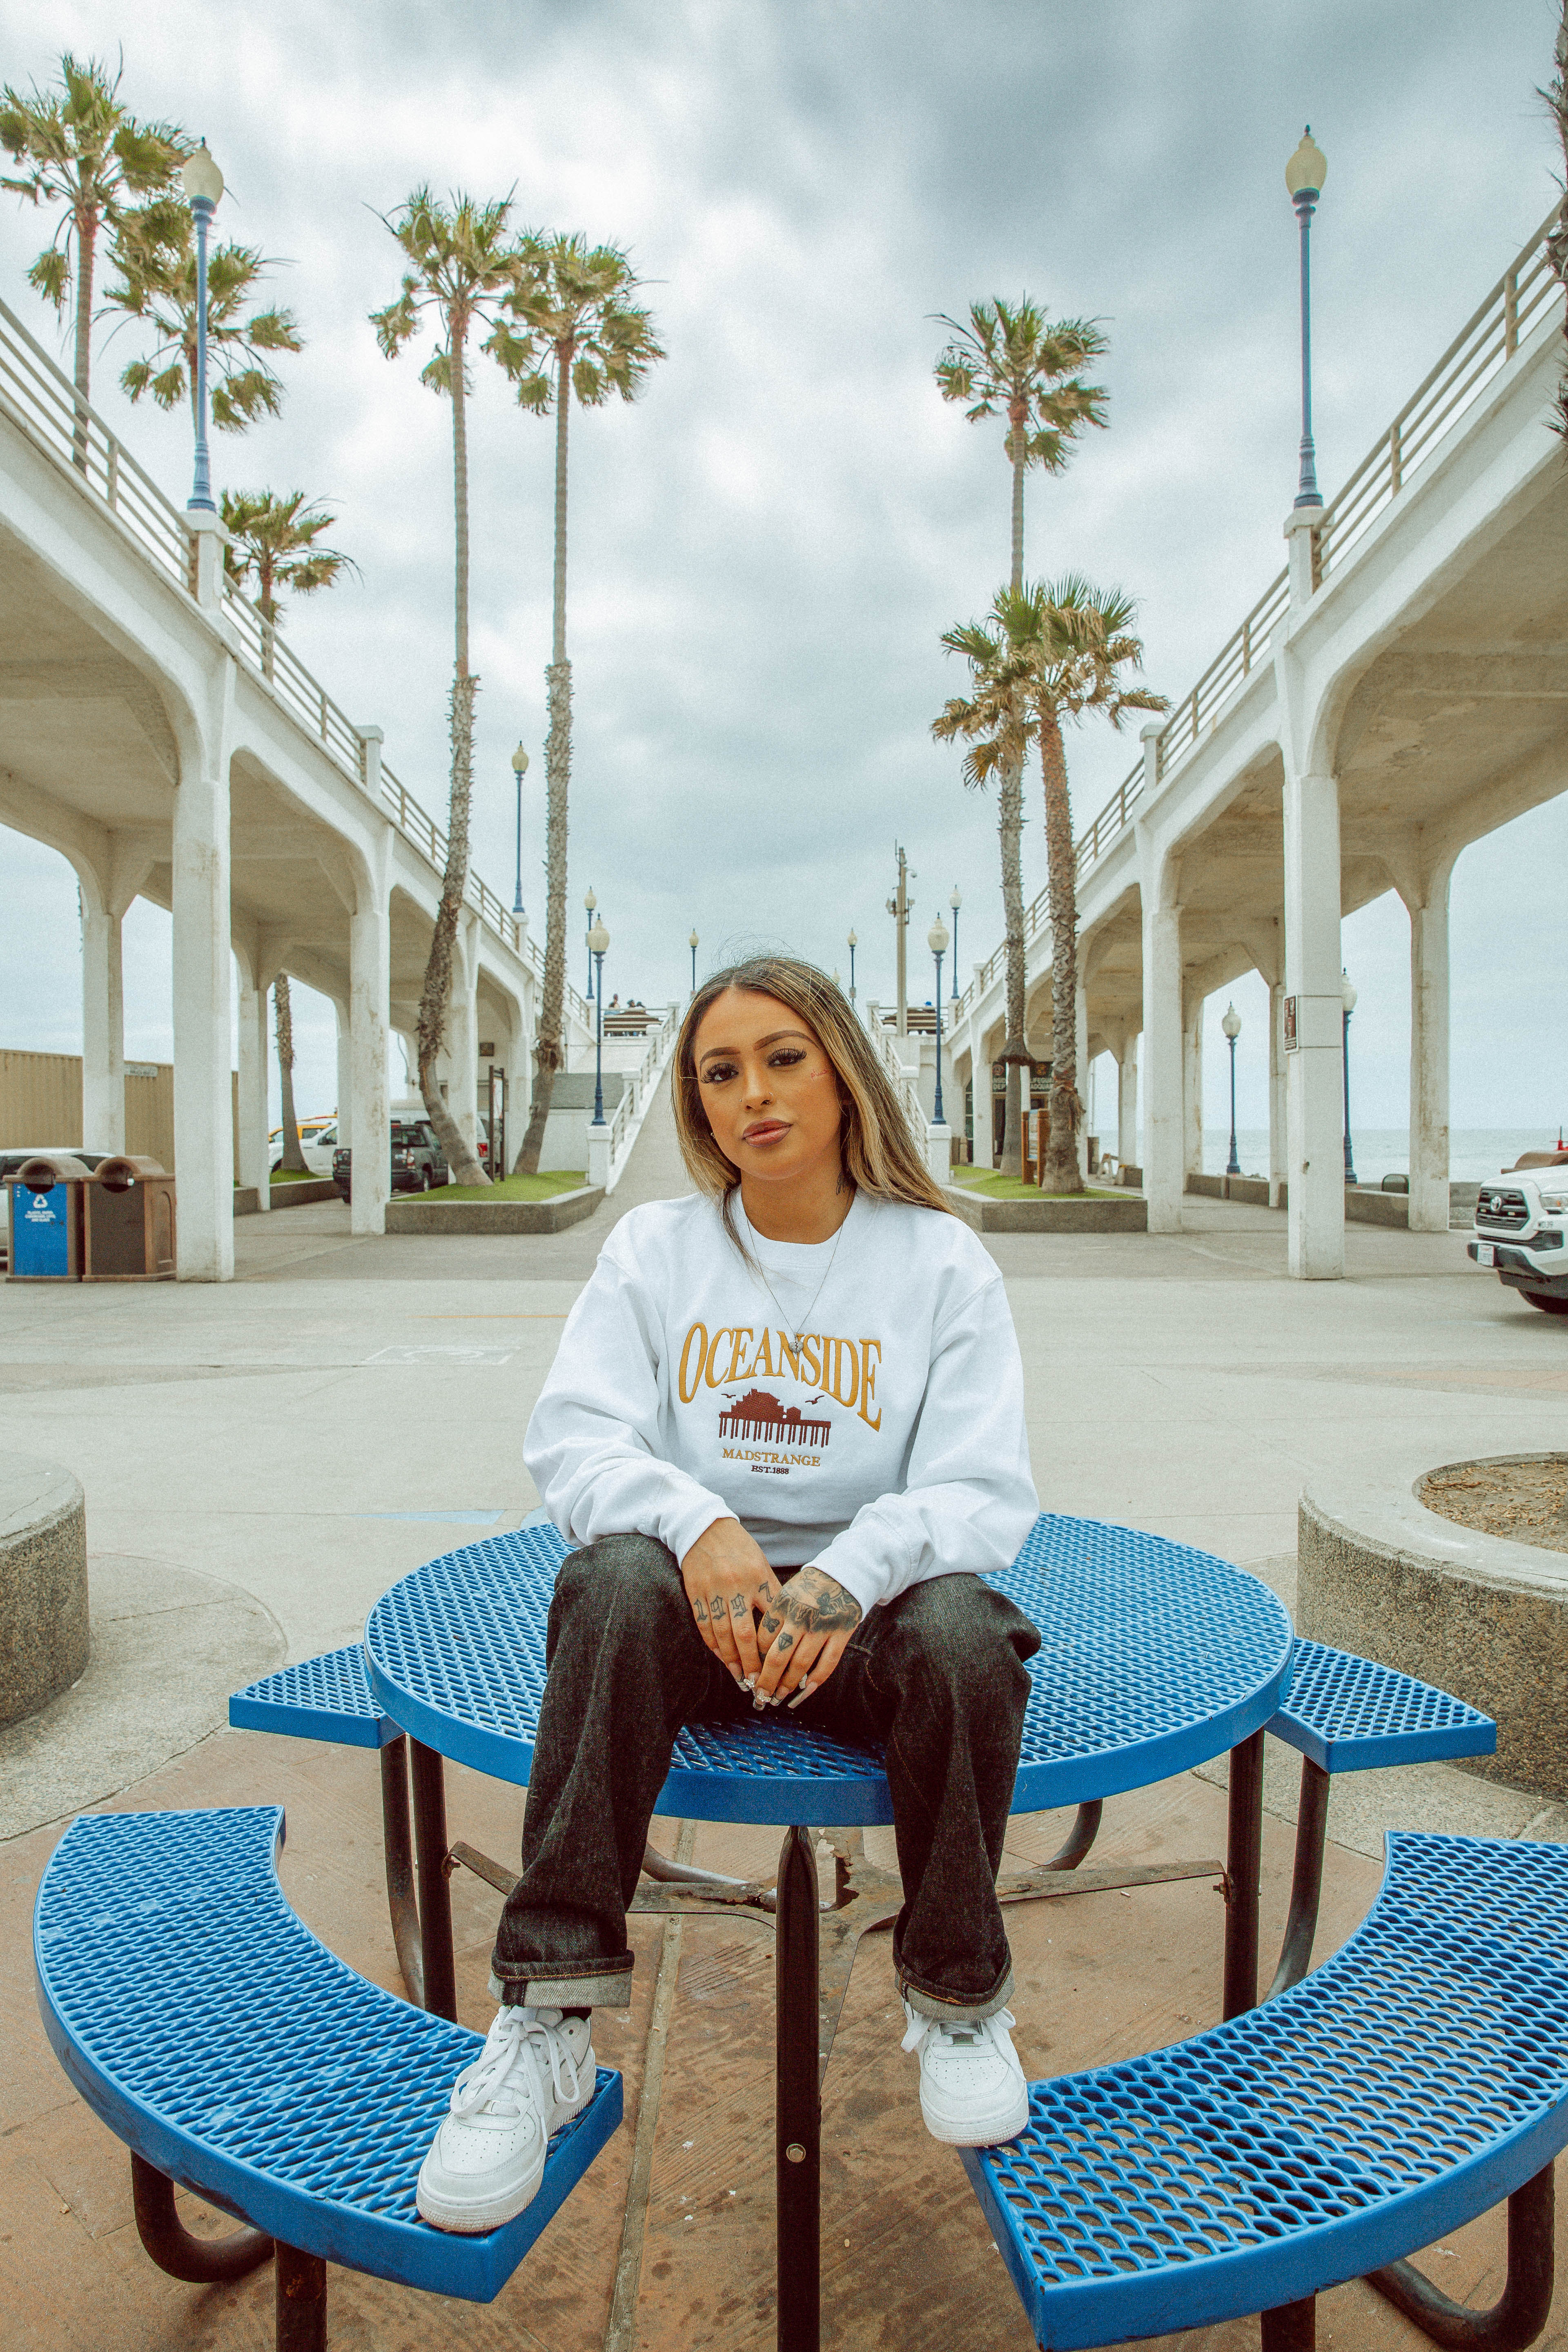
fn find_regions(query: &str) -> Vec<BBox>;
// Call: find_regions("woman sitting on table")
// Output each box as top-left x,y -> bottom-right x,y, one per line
418,955 -> 1041,2234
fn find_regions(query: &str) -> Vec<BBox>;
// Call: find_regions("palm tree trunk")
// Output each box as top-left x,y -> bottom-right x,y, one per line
71,206 -> 94,473
993,408 -> 1029,1174
1548,5 -> 1568,443
998,756 -> 1026,1179
416,324 -> 488,1186
274,977 -> 308,1173
517,348 -> 572,1175
1040,710 -> 1083,1193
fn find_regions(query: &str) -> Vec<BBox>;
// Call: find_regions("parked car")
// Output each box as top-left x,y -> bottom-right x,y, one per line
270,1118 -> 337,1176
332,1118 -> 449,1200
1467,1150 -> 1568,1316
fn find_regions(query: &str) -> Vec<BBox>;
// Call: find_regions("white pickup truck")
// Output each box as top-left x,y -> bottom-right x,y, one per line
1467,1153 -> 1568,1316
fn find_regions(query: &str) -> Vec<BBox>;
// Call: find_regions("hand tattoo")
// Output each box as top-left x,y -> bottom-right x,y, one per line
777,1567 -> 861,1635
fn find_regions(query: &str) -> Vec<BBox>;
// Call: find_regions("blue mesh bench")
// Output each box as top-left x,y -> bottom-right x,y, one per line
227,1515 -> 1497,2352
1261,1638 -> 1495,2005
964,1832 -> 1568,2352
33,1804 -> 622,2351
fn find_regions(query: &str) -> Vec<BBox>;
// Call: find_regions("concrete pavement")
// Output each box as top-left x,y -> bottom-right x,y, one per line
5,1077 -> 1568,2347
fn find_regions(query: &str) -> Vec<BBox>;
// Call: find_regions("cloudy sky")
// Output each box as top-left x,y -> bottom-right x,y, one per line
2,0 -> 1564,1145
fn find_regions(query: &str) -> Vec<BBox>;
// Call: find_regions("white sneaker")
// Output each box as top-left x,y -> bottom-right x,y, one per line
900,2000 -> 1029,2147
417,2006 -> 595,2233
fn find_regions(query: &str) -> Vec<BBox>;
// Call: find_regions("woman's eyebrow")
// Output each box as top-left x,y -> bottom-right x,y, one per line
697,1028 -> 812,1065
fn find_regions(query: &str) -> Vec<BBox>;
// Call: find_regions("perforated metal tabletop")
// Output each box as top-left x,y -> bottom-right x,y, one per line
363,1513 -> 1294,1826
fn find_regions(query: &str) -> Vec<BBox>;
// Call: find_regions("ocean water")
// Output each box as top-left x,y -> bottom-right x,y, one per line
1191,1128 -> 1565,1187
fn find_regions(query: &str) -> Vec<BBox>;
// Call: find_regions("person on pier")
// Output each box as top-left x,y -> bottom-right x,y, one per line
418,955 -> 1040,2232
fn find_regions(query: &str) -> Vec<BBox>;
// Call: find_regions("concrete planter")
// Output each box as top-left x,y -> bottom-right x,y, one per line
943,1186 -> 1148,1235
384,1185 -> 603,1236
0,1454 -> 87,1728
1298,1446 -> 1568,1802
233,1178 -> 341,1216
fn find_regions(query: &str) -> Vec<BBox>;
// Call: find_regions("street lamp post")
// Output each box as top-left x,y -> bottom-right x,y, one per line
949,886 -> 962,1000
182,142 -> 224,514
1285,129 -> 1327,509
1222,1002 -> 1242,1176
1341,968 -> 1358,1185
689,929 -> 698,994
590,921 -> 610,1126
583,888 -> 597,998
511,743 -> 529,916
928,917 -> 950,1126
846,929 -> 858,1006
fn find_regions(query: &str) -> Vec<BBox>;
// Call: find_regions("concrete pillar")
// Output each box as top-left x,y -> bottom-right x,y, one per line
350,903 -> 390,1236
1268,982 -> 1287,1208
334,1000 -> 352,1150
1407,862 -> 1454,1234
80,895 -> 125,1152
236,973 -> 272,1207
1074,982 -> 1089,1178
1183,994 -> 1205,1178
1283,767 -> 1345,1278
502,996 -> 531,1174
172,750 -> 234,1280
1139,875 -> 1184,1231
1118,1043 -> 1138,1167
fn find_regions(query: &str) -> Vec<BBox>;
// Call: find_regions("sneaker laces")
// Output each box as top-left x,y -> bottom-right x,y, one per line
901,2004 -> 1015,2057
449,2007 -> 582,2122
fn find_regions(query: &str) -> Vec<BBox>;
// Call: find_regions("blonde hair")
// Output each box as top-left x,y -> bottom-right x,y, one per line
672,955 -> 954,1238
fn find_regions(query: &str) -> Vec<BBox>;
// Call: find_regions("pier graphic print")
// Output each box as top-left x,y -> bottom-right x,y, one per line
718,1389 -> 832,1446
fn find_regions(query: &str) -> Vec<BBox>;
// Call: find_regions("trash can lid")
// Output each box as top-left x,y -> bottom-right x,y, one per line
11,1154 -> 92,1188
92,1154 -> 166,1191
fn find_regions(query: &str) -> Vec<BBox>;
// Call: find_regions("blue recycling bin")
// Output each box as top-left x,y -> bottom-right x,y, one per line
6,1156 -> 89,1281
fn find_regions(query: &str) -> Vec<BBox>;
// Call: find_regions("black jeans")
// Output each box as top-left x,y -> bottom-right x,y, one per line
491,1535 -> 1040,2020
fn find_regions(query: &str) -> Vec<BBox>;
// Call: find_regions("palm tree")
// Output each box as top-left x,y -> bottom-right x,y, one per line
109,222 -> 301,432
933,297 -> 1108,1174
488,234 -> 665,1175
941,581 -> 1166,1192
0,52 -> 185,465
220,489 -> 356,678
1544,3 -> 1568,442
371,188 -> 519,1187
273,978 -> 308,1174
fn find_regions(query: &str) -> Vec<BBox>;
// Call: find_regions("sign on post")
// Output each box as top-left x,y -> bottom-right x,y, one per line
1283,996 -> 1298,1052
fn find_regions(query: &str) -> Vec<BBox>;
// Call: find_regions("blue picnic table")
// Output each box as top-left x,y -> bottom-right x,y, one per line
355,1512 -> 1292,2352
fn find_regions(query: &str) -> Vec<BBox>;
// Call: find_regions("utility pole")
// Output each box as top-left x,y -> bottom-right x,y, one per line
885,844 -> 914,1037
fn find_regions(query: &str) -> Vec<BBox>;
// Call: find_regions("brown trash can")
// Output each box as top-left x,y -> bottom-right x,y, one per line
82,1157 -> 176,1281
5,1155 -> 92,1280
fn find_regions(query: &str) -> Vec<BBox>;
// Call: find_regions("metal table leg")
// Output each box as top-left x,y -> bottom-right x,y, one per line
1223,1729 -> 1265,2019
1261,2296 -> 1317,2349
1265,1757 -> 1330,2002
1366,2161 -> 1554,2350
276,2242 -> 328,2352
130,2152 -> 274,2282
409,1737 -> 457,2022
775,1824 -> 820,2352
379,1735 -> 425,2006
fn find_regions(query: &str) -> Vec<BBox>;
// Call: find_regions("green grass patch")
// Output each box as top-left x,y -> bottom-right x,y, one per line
950,1166 -> 1124,1202
437,1169 -> 587,1203
269,1166 -> 323,1183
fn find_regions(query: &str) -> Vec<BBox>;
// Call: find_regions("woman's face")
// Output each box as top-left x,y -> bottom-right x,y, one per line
692,988 -> 844,1189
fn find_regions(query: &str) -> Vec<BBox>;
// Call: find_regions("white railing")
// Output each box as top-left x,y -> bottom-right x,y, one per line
0,286 -> 591,1013
594,1002 -> 679,1192
953,206 -> 1565,1031
866,1011 -> 929,1148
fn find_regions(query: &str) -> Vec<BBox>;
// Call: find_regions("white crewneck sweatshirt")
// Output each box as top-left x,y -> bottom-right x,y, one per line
523,1188 -> 1038,1616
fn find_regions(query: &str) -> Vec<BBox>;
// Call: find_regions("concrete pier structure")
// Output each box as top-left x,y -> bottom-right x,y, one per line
951,214 -> 1568,1274
0,294 -> 592,1278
